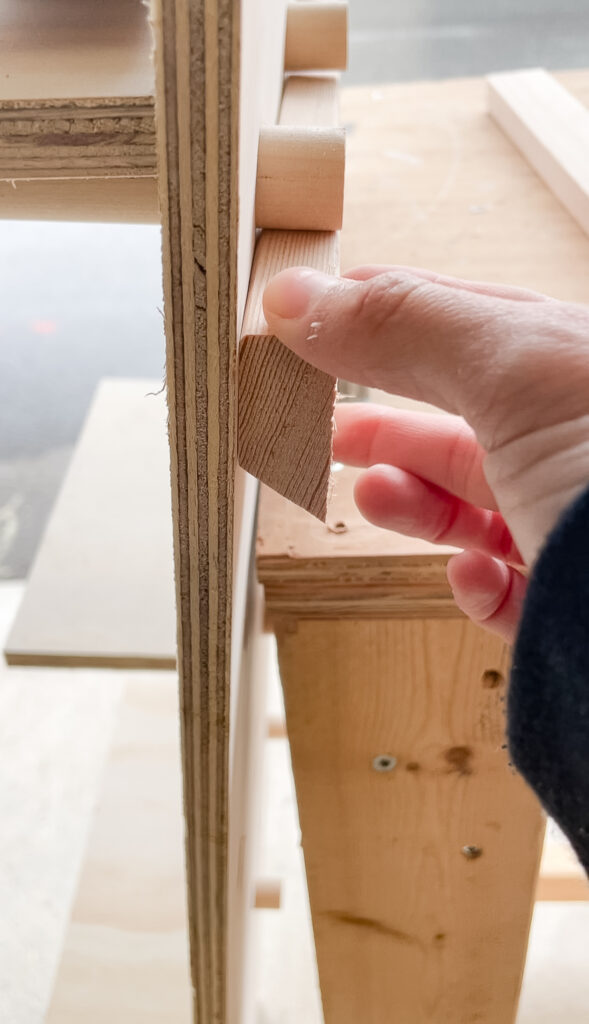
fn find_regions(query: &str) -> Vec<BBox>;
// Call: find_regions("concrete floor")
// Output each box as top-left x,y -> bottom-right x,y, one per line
2,0 -> 589,577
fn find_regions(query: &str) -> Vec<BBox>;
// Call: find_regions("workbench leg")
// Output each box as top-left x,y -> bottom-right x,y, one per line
275,616 -> 544,1024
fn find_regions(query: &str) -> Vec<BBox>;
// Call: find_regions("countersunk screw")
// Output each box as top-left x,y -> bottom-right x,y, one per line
372,754 -> 397,773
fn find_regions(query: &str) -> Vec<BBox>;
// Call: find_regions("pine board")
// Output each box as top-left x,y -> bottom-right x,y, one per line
274,616 -> 544,1024
488,68 -> 589,238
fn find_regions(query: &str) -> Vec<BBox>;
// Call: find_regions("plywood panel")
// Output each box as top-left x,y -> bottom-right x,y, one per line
5,379 -> 176,669
151,0 -> 290,1020
45,674 -> 192,1024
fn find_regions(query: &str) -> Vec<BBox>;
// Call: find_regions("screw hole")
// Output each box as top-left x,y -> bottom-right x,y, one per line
372,754 -> 397,773
482,669 -> 504,689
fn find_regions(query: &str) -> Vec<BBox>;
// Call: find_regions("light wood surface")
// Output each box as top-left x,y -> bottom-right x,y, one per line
273,616 -> 543,1024
152,0 -> 290,1020
40,651 -> 585,1024
488,69 -> 589,238
284,2 -> 348,72
258,467 -> 457,619
4,380 -> 176,670
0,0 -> 153,102
239,73 -> 343,518
0,0 -> 155,186
45,674 -> 191,1024
256,126 -> 344,230
0,175 -> 159,223
537,831 -> 589,902
238,231 -> 338,521
340,72 -> 589,302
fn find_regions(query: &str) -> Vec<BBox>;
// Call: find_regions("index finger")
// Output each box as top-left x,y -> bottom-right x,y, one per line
334,403 -> 497,510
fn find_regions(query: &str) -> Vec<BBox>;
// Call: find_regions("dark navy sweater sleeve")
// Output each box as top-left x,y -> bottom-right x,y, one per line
509,483 -> 589,874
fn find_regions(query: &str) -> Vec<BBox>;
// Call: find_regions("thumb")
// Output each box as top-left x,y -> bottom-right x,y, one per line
262,266 -> 538,444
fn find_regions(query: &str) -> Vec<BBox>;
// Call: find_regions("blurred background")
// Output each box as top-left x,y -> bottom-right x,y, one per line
3,0 -> 589,580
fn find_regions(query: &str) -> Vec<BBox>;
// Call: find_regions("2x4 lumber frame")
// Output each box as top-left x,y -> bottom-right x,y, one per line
257,472 -> 545,1024
487,68 -> 589,238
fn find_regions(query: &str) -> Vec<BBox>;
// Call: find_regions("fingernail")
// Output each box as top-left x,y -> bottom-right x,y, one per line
263,268 -> 338,322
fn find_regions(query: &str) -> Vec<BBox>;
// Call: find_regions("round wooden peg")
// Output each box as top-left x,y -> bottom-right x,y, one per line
255,125 -> 345,231
285,2 -> 348,72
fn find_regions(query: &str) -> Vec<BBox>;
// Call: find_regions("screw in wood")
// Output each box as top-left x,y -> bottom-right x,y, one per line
461,844 -> 483,860
372,754 -> 397,773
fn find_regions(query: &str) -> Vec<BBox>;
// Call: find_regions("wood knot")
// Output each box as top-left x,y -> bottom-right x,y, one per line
445,745 -> 473,776
482,669 -> 505,689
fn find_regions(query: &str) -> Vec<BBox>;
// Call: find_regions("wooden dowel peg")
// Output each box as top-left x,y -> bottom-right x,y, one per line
285,2 -> 348,72
254,879 -> 283,909
255,125 -> 345,231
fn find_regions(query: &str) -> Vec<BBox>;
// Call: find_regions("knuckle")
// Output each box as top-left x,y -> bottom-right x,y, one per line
446,421 -> 482,496
349,273 -> 425,334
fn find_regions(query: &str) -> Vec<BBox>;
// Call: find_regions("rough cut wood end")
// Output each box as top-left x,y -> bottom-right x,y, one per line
238,333 -> 336,521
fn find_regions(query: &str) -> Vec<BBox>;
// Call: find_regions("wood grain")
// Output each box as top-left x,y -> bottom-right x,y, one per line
488,69 -> 589,238
0,175 -> 159,223
4,380 -> 176,670
274,616 -> 544,1024
45,675 -> 192,1024
151,0 -> 290,1020
255,126 -> 345,230
239,231 -> 339,521
0,0 -> 155,183
284,2 -> 348,72
340,72 -> 589,301
238,73 -> 344,519
257,467 -> 457,618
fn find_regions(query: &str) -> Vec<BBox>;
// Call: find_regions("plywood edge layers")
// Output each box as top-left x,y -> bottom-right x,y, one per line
0,97 -> 156,180
152,0 -> 237,1019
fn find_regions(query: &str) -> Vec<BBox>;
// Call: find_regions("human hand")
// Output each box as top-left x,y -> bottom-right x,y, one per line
262,265 -> 589,642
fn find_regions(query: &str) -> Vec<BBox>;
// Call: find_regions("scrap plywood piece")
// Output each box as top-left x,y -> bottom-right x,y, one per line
151,0 -> 291,1020
257,470 -> 545,1024
0,0 -> 156,182
238,75 -> 345,520
45,674 -> 192,1024
487,69 -> 589,237
0,0 -> 158,222
5,379 -> 176,670
46,584 -> 273,1022
537,830 -> 589,902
